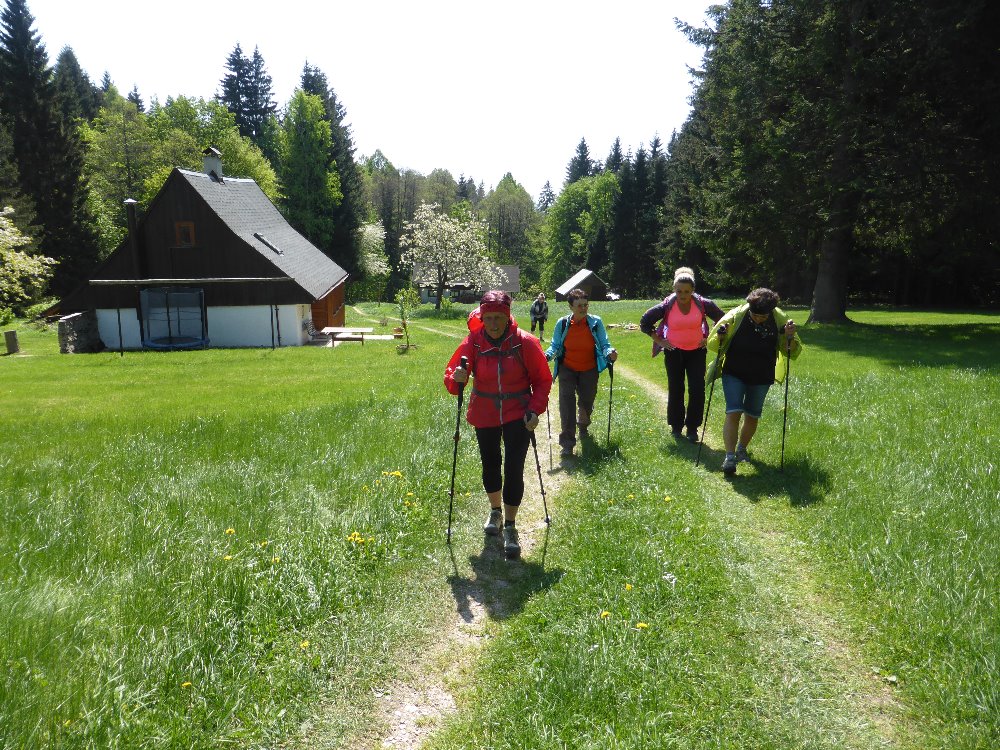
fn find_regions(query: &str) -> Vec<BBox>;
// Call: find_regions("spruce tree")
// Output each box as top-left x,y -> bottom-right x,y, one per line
218,43 -> 250,136
300,62 -> 364,273
53,46 -> 99,125
565,137 -> 594,186
536,181 -> 556,212
127,84 -> 144,113
0,0 -> 99,295
244,46 -> 275,144
605,138 -> 625,174
0,118 -> 36,242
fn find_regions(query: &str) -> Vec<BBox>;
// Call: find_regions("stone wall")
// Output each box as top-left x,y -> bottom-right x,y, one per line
58,311 -> 105,354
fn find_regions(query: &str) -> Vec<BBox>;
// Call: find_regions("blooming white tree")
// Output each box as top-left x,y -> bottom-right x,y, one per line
0,207 -> 55,310
399,203 -> 505,310
358,220 -> 390,277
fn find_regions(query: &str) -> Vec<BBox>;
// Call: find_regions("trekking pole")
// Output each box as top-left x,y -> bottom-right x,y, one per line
447,355 -> 469,543
606,362 -> 615,444
780,325 -> 793,472
529,432 -> 551,525
546,407 -> 553,470
696,327 -> 727,467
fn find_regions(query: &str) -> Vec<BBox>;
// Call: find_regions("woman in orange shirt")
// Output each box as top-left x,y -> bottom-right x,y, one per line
544,288 -> 618,457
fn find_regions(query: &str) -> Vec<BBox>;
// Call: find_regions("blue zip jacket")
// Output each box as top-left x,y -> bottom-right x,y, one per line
544,313 -> 616,376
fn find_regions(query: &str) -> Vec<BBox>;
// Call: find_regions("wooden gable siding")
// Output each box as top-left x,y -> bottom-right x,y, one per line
139,175 -> 285,306
311,284 -> 345,328
76,173 -> 311,309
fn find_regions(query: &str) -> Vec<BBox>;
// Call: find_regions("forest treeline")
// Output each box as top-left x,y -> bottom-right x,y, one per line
2,0 -> 997,322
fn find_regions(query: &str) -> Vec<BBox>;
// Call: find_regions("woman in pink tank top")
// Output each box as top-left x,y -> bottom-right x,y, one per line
639,267 -> 725,441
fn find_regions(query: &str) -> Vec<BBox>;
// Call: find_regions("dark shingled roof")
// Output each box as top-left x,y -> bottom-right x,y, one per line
177,169 -> 348,298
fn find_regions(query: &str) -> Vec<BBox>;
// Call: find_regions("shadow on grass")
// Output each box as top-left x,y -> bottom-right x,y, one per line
447,531 -> 564,623
807,322 -> 1000,369
726,454 -> 832,507
573,432 -> 623,474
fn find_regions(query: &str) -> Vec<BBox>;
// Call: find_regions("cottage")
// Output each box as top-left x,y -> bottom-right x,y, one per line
53,150 -> 349,350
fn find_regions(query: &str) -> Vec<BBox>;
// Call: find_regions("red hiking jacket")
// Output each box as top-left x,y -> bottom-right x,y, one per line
444,319 -> 552,428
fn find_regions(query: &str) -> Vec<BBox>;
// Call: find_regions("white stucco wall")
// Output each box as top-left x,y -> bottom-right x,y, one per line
96,308 -> 144,349
96,305 -> 311,349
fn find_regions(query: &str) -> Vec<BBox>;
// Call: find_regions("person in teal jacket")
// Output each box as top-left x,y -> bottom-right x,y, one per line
544,288 -> 617,457
705,288 -> 802,475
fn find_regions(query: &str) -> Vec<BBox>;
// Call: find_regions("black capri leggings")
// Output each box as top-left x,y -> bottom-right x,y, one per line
475,418 -> 531,507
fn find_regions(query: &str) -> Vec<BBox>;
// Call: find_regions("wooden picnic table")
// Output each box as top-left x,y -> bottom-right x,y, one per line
320,326 -> 375,345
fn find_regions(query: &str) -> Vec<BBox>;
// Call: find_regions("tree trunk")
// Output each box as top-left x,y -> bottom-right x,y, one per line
808,0 -> 864,325
435,279 -> 445,310
809,219 -> 852,323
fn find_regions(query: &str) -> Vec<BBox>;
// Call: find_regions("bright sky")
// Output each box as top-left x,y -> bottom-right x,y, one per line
25,0 -> 713,201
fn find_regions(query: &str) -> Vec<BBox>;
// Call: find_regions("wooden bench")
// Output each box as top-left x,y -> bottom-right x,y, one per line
321,326 -> 375,345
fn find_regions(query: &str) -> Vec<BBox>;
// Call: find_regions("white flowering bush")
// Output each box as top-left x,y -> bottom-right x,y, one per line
0,207 -> 55,311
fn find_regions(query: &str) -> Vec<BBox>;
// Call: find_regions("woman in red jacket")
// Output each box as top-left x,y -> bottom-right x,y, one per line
444,291 -> 552,558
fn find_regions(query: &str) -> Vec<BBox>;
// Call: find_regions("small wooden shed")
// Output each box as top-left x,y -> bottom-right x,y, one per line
554,269 -> 608,301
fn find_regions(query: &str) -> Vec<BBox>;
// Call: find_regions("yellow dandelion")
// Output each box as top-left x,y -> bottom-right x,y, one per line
181,681 -> 193,688
272,556 -> 281,563
260,540 -> 269,548
406,492 -> 414,496
224,554 -> 233,561
600,610 -> 611,619
63,719 -> 72,727
300,640 -> 310,650
625,583 -> 633,591
390,471 -> 403,477
627,494 -> 635,499
225,528 -> 235,535
664,495 -> 672,502
636,622 -> 649,630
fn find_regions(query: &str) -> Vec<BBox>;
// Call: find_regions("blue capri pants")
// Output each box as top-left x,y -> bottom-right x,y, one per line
721,374 -> 771,419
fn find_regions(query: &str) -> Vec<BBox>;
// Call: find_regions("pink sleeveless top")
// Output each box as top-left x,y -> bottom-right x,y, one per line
666,302 -> 704,350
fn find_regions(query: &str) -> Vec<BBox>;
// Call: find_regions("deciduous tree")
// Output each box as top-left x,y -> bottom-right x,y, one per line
399,203 -> 503,310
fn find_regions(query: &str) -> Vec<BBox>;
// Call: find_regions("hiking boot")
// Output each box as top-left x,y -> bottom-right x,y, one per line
503,524 -> 520,558
735,444 -> 750,463
686,427 -> 699,443
722,453 -> 737,476
483,507 -> 502,536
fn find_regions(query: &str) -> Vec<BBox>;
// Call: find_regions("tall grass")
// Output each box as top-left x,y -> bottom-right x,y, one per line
0,321 -> 471,748
3,303 -> 998,749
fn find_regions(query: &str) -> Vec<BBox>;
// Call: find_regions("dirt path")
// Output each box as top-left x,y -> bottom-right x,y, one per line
338,421 -> 571,750
342,306 -> 572,749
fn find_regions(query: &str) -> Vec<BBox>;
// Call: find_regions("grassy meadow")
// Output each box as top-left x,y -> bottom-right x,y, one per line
1,300 -> 997,749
